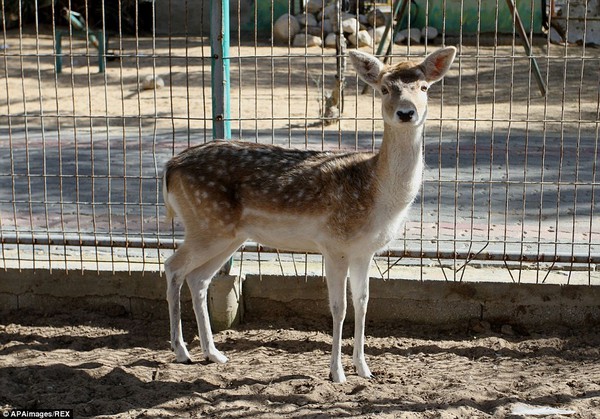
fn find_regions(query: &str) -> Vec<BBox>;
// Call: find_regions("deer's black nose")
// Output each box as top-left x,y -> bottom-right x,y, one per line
396,109 -> 415,122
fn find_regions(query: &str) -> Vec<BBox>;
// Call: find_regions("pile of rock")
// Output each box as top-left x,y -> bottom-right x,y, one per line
273,0 -> 439,48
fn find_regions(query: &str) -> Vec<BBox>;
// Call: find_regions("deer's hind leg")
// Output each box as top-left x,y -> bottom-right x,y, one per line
186,238 -> 245,364
165,248 -> 193,363
165,237 -> 243,363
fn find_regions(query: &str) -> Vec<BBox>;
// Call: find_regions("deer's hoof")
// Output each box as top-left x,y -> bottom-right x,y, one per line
207,351 -> 228,364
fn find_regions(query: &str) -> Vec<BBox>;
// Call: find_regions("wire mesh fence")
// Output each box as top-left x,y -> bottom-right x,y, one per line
0,0 -> 598,284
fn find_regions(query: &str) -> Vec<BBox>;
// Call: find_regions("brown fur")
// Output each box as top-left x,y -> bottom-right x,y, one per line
165,141 -> 379,240
383,60 -> 425,84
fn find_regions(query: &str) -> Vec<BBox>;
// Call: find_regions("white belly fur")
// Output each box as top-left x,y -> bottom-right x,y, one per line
240,207 -> 328,253
239,205 -> 410,256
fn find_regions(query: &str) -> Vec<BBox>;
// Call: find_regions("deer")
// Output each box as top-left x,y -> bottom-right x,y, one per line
162,46 -> 456,383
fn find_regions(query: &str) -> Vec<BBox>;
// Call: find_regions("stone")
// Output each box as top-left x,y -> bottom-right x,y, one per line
321,18 -> 333,35
341,12 -> 357,21
273,13 -> 300,44
367,8 -> 387,27
421,26 -> 438,41
394,27 -> 421,44
368,26 -> 388,44
394,28 -> 408,44
141,74 -> 164,90
296,12 -> 318,27
324,32 -> 337,48
321,4 -> 336,22
293,33 -> 322,48
305,26 -> 325,37
342,17 -> 358,34
409,27 -> 422,44
304,0 -> 324,15
348,30 -> 372,47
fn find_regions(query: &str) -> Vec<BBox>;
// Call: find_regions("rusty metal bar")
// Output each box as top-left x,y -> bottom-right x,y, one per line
1,233 -> 598,266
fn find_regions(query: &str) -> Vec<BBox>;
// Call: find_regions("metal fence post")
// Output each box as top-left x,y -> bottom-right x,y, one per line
210,0 -> 231,140
211,0 -> 233,275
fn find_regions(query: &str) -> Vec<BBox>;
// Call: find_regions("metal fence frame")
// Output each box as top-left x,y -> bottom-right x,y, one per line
0,0 -> 598,284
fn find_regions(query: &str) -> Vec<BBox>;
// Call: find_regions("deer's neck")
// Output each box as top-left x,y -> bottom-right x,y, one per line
374,122 -> 424,211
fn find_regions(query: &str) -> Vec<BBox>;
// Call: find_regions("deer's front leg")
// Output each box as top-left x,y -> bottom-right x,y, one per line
349,254 -> 374,378
324,254 -> 350,383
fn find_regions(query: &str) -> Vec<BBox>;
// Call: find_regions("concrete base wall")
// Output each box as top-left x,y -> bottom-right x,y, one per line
244,275 -> 600,327
1,269 -> 599,329
0,269 -> 173,320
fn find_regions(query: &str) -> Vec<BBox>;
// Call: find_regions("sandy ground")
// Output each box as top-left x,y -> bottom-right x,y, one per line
1,310 -> 599,418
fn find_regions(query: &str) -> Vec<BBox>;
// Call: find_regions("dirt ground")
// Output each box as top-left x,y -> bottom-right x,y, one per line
1,310 -> 599,418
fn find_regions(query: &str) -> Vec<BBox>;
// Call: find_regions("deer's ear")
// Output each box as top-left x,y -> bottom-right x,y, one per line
349,50 -> 385,89
420,46 -> 456,83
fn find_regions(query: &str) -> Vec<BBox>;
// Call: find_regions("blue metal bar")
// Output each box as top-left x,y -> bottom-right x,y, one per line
210,0 -> 232,273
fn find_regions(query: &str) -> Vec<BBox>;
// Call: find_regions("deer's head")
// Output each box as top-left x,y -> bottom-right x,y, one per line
350,47 -> 456,128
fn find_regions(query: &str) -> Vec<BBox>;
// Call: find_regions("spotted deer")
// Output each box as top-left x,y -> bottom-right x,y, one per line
163,47 -> 456,383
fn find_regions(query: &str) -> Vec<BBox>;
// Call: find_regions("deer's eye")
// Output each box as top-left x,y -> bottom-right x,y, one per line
420,84 -> 429,92
380,86 -> 389,95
